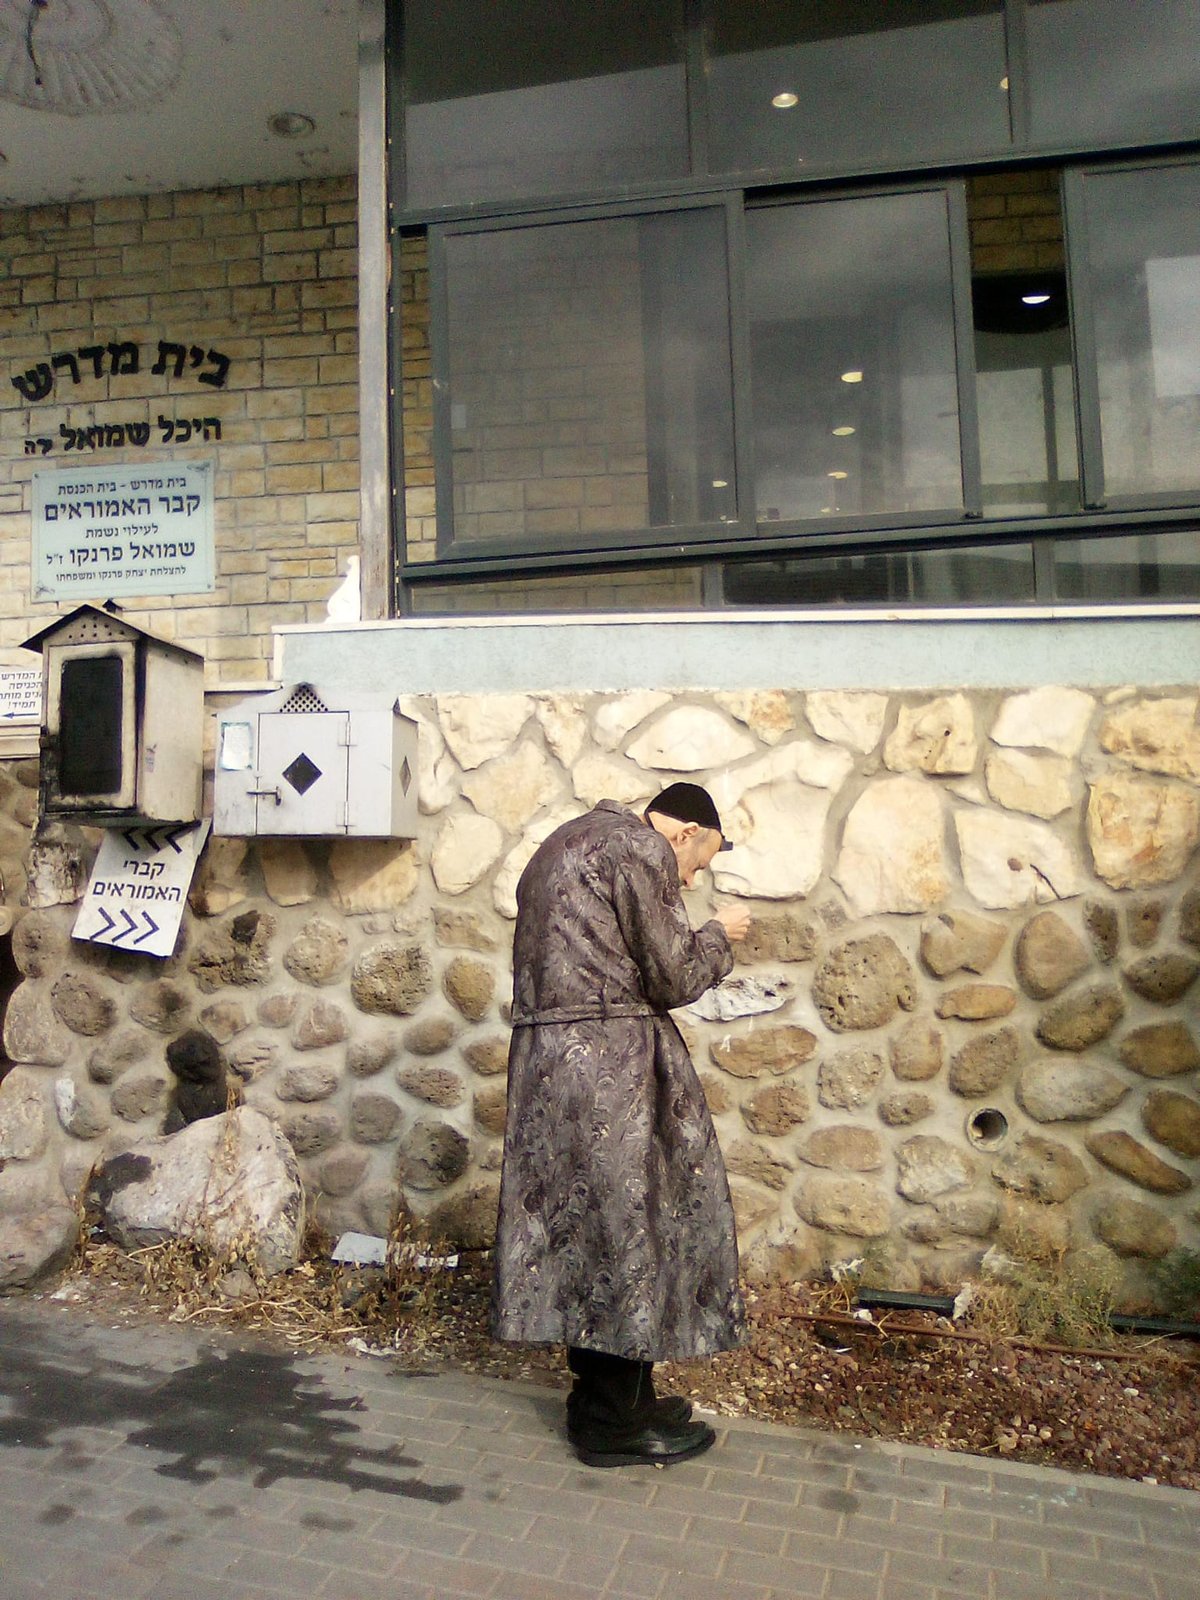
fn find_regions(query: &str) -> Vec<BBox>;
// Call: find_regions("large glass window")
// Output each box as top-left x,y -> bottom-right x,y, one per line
1027,1 -> 1200,150
438,207 -> 736,552
745,189 -> 967,526
1053,530 -> 1200,601
705,1 -> 1009,177
723,542 -> 1035,606
402,0 -> 688,208
1071,163 -> 1200,504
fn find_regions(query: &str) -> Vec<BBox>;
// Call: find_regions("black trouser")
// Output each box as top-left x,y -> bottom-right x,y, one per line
566,1347 -> 658,1438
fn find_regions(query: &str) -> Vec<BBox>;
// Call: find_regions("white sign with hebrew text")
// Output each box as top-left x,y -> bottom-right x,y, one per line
32,460 -> 215,601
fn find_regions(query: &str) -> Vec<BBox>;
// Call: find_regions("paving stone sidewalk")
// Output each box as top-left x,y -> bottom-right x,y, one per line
0,1298 -> 1195,1600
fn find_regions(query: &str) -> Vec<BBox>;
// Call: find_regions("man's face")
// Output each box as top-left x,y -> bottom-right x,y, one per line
671,825 -> 722,888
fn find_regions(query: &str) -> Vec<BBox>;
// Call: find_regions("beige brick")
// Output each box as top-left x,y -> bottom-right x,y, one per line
305,491 -> 358,522
321,461 -> 359,491
317,354 -> 357,384
266,464 -> 324,494
305,383 -> 357,415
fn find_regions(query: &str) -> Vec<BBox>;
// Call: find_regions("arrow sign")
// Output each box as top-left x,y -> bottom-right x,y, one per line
73,821 -> 209,960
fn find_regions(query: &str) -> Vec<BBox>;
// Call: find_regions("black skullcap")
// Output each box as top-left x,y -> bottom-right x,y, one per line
645,782 -> 733,849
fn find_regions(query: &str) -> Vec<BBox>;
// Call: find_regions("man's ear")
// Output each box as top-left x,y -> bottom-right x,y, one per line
679,821 -> 701,842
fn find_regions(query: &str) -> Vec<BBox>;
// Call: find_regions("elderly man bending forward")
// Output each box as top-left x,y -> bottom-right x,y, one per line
492,784 -> 749,1467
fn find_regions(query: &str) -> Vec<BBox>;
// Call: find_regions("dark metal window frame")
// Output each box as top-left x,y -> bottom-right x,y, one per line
387,0 -> 1200,611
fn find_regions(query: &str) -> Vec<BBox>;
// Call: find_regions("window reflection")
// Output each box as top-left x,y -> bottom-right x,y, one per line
442,209 -> 736,548
746,190 -> 964,525
403,0 -> 688,207
1028,0 -> 1200,149
1053,531 -> 1200,601
408,566 -> 704,613
1076,164 -> 1200,501
723,543 -> 1035,605
705,0 -> 1009,175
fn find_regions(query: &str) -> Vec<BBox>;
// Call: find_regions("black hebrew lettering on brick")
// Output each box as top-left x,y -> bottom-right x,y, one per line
52,352 -> 81,384
13,363 -> 52,402
152,340 -> 188,379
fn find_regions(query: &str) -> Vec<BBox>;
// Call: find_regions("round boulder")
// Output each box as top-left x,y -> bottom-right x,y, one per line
813,935 -> 917,1032
351,942 -> 433,1016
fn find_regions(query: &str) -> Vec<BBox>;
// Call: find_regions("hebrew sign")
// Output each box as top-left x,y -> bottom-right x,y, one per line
74,822 -> 210,960
32,461 -> 215,600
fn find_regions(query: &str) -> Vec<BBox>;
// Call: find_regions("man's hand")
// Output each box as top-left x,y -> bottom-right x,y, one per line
714,904 -> 751,943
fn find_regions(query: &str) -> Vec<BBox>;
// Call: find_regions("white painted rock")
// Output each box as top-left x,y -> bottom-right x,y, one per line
92,1107 -> 304,1276
1099,695 -> 1200,783
430,813 -> 504,896
626,706 -> 756,772
956,809 -> 1084,909
712,783 -> 832,900
436,693 -> 534,770
461,741 -> 563,833
591,691 -> 671,752
984,748 -> 1074,819
682,973 -> 796,1022
805,690 -> 889,754
1086,773 -> 1200,889
990,686 -> 1095,757
0,1206 -> 79,1290
834,776 -> 949,916
884,694 -> 977,775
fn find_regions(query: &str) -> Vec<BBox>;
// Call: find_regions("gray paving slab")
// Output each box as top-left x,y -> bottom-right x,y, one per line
0,1297 -> 1196,1600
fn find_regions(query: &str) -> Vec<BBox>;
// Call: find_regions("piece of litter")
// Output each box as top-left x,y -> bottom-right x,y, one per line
346,1336 -> 393,1358
952,1283 -> 975,1321
331,1231 -> 388,1267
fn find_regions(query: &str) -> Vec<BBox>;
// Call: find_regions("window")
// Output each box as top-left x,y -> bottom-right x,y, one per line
705,1 -> 1010,176
436,206 -> 736,554
1026,0 -> 1200,150
1069,161 -> 1200,505
401,0 -> 688,208
390,3 -> 1200,611
746,187 -> 969,527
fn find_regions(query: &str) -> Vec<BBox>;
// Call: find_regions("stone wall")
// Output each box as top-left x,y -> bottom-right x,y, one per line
1,682 -> 1198,1300
0,177 -> 359,679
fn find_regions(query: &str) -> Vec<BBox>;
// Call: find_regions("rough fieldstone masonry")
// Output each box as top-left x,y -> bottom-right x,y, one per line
0,683 -> 1196,1300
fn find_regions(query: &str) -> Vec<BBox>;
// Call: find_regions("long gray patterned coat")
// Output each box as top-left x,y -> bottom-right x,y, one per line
491,800 -> 745,1362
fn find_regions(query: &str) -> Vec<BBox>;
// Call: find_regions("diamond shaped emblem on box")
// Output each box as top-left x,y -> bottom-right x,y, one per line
283,752 -> 322,796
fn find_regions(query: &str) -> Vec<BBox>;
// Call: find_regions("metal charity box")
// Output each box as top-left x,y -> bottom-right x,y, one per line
213,683 -> 418,838
22,603 -> 204,827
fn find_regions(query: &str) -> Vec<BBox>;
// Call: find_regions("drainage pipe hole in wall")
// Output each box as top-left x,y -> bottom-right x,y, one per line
966,1106 -> 1009,1150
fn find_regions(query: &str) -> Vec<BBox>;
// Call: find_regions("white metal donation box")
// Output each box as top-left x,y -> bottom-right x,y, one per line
213,683 -> 419,838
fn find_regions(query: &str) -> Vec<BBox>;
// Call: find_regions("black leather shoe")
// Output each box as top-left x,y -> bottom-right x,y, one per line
571,1417 -> 716,1469
653,1394 -> 693,1425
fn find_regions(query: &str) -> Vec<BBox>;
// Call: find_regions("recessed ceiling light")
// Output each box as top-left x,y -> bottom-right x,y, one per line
711,479 -> 728,489
1000,76 -> 1009,91
840,370 -> 863,384
1021,292 -> 1051,306
827,470 -> 848,480
772,91 -> 799,109
268,111 -> 316,139
831,426 -> 856,437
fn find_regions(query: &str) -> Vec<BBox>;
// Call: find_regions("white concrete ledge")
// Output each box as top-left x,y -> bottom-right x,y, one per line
274,607 -> 1200,695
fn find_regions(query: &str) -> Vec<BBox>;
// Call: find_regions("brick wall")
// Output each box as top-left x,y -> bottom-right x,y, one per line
0,177 -> 360,682
968,168 -> 1064,275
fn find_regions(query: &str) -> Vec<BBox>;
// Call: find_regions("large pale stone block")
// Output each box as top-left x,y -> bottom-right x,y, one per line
714,690 -> 795,746
397,698 -> 459,814
535,693 -> 589,767
430,813 -> 503,896
956,808 -> 1084,909
1086,773 -> 1200,889
1099,695 -> 1200,783
834,776 -> 949,915
626,706 -> 756,772
884,694 -> 976,775
492,805 -> 582,919
710,741 -> 853,820
984,748 -> 1074,819
712,783 -> 832,900
92,1107 -> 304,1275
435,693 -> 534,770
461,742 -> 563,833
805,690 -> 889,754
259,840 -> 318,906
591,690 -> 670,751
991,686 -> 1095,756
572,753 -> 656,809
188,837 -> 249,917
0,1067 -> 49,1161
